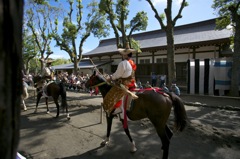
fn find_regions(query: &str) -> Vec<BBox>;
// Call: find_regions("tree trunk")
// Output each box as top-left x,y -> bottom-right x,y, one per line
230,17 -> 240,96
166,26 -> 176,86
73,57 -> 78,74
0,1 -> 24,159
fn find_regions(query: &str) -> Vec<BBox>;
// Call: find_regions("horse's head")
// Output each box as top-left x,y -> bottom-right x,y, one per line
33,75 -> 45,88
85,71 -> 106,89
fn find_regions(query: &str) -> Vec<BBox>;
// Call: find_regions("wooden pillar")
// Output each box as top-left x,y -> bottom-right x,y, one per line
193,46 -> 196,59
151,51 -> 155,72
188,48 -> 191,59
190,46 -> 199,59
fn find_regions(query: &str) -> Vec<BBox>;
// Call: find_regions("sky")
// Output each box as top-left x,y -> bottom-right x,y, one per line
49,0 -> 217,59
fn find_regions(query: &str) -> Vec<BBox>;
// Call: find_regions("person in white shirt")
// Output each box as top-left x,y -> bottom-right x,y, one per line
40,58 -> 54,81
104,42 -> 138,152
106,43 -> 137,115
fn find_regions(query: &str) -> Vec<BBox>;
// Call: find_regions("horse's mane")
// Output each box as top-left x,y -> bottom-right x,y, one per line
33,75 -> 42,82
95,74 -> 112,96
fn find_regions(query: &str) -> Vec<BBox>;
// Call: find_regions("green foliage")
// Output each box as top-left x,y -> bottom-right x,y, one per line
99,0 -> 148,49
24,0 -> 61,61
212,0 -> 236,29
34,0 -> 48,5
87,1 -> 110,38
130,11 -> 148,32
29,58 -> 41,73
212,0 -> 240,25
22,29 -> 38,60
52,58 -> 71,66
130,38 -> 142,53
116,0 -> 130,20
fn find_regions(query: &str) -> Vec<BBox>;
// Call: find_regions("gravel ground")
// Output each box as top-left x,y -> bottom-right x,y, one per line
18,90 -> 240,159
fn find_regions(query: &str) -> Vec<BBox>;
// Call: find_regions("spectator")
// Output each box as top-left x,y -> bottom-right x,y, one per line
151,72 -> 157,87
162,83 -> 169,93
159,75 -> 166,88
170,83 -> 180,96
137,79 -> 143,89
145,81 -> 151,88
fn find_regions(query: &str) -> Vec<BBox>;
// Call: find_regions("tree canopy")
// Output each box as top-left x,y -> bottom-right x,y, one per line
51,0 -> 110,74
99,0 -> 148,50
212,0 -> 240,96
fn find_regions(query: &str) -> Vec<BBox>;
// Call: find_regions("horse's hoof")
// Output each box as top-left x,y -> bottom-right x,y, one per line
130,147 -> 137,153
101,139 -> 109,146
130,141 -> 137,153
47,111 -> 50,114
67,114 -> 71,120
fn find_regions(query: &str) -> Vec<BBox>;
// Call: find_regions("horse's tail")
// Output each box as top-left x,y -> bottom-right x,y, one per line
59,82 -> 67,109
168,92 -> 188,132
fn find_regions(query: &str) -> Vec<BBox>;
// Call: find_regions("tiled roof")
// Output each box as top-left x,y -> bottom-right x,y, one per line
83,18 -> 232,57
52,59 -> 113,70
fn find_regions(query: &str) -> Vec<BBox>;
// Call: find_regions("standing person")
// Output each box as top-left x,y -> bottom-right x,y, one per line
160,75 -> 166,87
151,72 -> 157,87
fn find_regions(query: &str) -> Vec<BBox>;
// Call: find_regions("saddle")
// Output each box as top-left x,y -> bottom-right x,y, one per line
103,85 -> 126,115
134,87 -> 169,97
42,81 -> 54,97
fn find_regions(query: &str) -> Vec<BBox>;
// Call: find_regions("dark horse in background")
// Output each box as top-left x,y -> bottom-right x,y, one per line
33,75 -> 70,120
85,72 -> 188,159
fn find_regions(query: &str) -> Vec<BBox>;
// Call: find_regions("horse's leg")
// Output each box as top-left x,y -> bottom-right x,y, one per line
45,97 -> 50,113
65,101 -> 70,120
53,97 -> 60,118
120,118 -> 137,152
34,92 -> 42,113
22,99 -> 27,111
101,113 -> 114,146
165,125 -> 173,140
156,125 -> 170,159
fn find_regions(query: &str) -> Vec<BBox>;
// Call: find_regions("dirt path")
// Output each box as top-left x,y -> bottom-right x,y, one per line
18,91 -> 240,159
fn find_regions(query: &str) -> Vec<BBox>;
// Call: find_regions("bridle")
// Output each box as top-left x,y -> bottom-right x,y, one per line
90,81 -> 107,88
88,75 -> 107,88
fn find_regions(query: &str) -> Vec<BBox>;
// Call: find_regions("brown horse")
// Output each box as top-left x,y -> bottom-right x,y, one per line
33,75 -> 70,120
85,72 -> 188,159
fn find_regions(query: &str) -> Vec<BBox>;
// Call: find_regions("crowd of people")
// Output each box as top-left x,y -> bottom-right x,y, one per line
136,77 -> 180,96
56,71 -> 90,92
22,57 -> 180,97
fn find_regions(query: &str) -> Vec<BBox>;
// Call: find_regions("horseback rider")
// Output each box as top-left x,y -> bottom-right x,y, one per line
40,58 -> 54,82
39,58 -> 55,97
105,42 -> 137,115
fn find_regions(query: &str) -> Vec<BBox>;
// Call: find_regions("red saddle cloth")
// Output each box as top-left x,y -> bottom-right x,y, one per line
113,87 -> 167,109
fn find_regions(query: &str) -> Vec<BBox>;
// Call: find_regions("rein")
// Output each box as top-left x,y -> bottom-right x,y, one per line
90,81 -> 107,88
